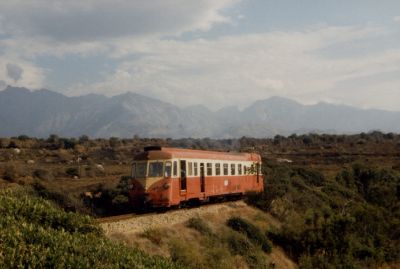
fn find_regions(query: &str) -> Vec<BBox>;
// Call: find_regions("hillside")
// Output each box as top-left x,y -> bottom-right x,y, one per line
1,86 -> 400,138
101,201 -> 296,269
0,187 -> 182,268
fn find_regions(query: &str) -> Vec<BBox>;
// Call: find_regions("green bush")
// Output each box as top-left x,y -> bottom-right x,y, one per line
0,187 -> 182,269
3,164 -> 18,182
17,135 -> 30,141
186,217 -> 213,236
296,168 -> 325,187
142,228 -> 165,246
112,194 -> 129,205
247,160 -> 400,268
66,167 -> 79,177
226,230 -> 254,256
226,217 -> 272,253
225,231 -> 268,269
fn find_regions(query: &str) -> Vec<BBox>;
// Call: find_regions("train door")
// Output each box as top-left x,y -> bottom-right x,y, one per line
180,160 -> 187,191
256,163 -> 260,184
200,163 -> 205,193
256,162 -> 262,190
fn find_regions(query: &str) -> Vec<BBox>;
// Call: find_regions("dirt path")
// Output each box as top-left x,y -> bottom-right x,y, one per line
100,201 -> 246,236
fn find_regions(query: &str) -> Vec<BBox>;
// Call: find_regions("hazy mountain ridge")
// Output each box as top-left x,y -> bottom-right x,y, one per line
0,86 -> 399,138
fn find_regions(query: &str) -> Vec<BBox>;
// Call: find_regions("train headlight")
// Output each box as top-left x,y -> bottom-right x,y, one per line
130,184 -> 135,190
163,183 -> 170,190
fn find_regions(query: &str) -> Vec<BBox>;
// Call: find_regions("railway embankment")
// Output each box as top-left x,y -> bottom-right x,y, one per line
101,201 -> 248,235
100,200 -> 297,269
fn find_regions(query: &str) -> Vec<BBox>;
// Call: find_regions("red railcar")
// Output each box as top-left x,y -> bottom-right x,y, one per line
129,146 -> 263,208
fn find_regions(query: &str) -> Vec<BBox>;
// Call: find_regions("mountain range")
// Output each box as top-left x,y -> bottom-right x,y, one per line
0,86 -> 399,138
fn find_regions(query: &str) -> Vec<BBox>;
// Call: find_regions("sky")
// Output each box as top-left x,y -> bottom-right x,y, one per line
0,0 -> 399,111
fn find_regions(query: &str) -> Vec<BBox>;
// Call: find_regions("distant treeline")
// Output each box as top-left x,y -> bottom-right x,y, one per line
1,131 -> 399,151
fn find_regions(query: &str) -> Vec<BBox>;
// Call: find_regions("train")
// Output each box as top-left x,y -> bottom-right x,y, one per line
128,146 -> 264,208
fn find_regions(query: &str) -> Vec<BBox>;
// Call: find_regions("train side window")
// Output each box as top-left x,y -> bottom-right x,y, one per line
165,161 -> 172,177
188,162 -> 193,176
223,163 -> 228,175
238,164 -> 242,175
194,162 -> 198,176
244,166 -> 247,175
207,163 -> 212,176
215,163 -> 221,175
231,163 -> 235,175
173,161 -> 178,177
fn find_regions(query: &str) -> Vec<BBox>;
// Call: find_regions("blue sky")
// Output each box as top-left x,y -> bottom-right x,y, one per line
0,0 -> 399,111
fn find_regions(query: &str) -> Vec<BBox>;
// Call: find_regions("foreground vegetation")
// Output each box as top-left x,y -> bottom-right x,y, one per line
135,210 -> 276,269
248,162 -> 400,268
0,187 -> 182,269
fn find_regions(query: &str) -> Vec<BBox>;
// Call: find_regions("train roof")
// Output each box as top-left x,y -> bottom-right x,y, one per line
133,146 -> 261,162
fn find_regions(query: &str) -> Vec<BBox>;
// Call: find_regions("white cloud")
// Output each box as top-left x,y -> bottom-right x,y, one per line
393,16 -> 400,22
0,0 -> 237,41
67,25 -> 400,111
0,0 -> 239,90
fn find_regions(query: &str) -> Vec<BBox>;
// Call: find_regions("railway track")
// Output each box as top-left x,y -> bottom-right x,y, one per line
98,209 -> 176,224
98,198 -> 243,224
98,200 -> 246,235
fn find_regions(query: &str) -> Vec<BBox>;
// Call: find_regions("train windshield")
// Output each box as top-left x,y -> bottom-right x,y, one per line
148,162 -> 164,177
132,161 -> 172,178
132,162 -> 147,178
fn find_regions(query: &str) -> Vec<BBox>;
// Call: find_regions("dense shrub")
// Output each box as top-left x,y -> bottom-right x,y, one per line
3,164 -> 18,182
226,230 -> 254,256
186,217 -> 213,236
225,231 -> 268,269
17,135 -> 30,141
295,168 -> 325,187
66,167 -> 79,177
79,135 -> 90,144
226,217 -> 272,253
59,138 -> 76,149
32,181 -> 87,213
87,176 -> 132,216
7,140 -> 18,148
0,188 -> 181,269
142,228 -> 165,245
112,194 -> 129,206
250,160 -> 400,268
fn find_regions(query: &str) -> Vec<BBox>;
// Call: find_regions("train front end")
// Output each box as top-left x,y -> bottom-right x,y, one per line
129,148 -> 173,208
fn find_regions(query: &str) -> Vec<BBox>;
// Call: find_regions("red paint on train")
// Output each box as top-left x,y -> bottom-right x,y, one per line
129,147 -> 263,207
